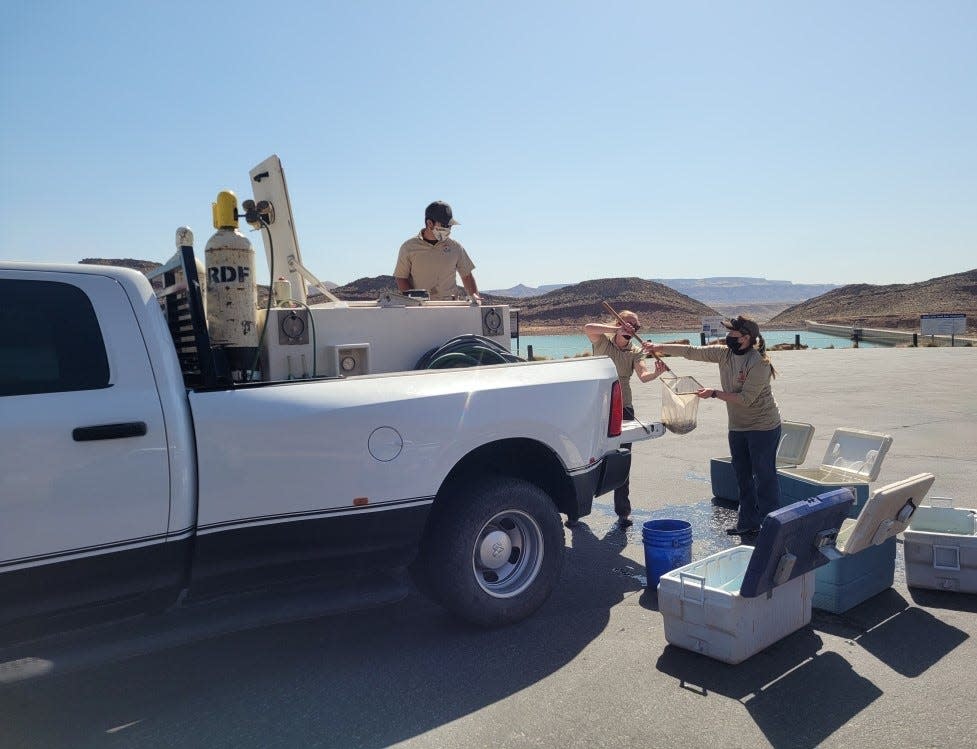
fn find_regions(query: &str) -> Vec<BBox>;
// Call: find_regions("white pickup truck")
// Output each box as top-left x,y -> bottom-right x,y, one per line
0,258 -> 658,632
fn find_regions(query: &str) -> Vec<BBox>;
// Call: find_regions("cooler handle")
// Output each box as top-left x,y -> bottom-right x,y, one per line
679,572 -> 706,605
773,552 -> 797,586
928,497 -> 954,508
933,545 -> 961,571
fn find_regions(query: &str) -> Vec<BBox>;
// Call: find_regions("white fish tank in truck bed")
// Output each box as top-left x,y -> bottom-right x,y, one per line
250,156 -> 518,379
155,155 -> 520,384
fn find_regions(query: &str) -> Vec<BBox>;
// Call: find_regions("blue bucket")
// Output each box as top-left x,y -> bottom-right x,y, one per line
642,519 -> 693,590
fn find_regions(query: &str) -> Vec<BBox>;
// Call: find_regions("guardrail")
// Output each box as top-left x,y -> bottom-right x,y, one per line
804,321 -> 976,347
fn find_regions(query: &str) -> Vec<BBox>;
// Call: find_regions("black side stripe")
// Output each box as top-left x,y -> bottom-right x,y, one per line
0,529 -> 187,569
1,497 -> 435,569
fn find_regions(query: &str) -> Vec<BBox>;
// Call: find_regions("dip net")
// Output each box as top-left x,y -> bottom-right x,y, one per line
660,372 -> 702,435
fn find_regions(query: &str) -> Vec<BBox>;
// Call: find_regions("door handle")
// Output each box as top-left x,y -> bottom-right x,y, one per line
72,421 -> 148,441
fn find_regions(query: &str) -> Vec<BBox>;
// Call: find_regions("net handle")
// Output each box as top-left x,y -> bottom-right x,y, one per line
601,301 -> 672,372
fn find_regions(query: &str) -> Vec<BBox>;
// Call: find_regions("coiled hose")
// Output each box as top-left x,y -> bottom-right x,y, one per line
414,334 -> 525,369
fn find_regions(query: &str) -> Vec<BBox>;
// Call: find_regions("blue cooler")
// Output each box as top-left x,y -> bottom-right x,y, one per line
814,473 -> 936,613
658,488 -> 852,664
710,421 -> 815,502
777,428 -> 893,518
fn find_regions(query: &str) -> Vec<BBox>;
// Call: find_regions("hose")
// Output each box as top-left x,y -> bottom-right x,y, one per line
415,334 -> 524,370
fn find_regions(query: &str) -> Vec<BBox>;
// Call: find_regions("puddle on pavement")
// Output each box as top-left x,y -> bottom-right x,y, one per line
589,496 -> 742,560
611,565 -> 647,587
588,497 -> 908,582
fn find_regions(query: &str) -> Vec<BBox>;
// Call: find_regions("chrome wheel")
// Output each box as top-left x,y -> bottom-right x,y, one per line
472,509 -> 544,598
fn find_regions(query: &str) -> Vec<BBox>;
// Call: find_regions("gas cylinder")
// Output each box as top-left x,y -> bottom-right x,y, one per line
205,190 -> 258,379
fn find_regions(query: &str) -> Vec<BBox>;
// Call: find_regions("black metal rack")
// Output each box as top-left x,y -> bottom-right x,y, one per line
155,246 -> 222,388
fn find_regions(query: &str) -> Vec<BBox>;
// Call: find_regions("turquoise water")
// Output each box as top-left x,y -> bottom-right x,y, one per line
512,330 -> 885,359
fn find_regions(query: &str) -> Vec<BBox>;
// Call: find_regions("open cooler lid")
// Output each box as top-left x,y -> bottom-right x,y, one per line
838,473 -> 936,555
817,428 -> 893,481
776,421 -> 815,467
739,488 -> 853,598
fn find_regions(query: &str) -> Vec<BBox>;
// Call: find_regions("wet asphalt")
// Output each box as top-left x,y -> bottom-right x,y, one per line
1,346 -> 975,748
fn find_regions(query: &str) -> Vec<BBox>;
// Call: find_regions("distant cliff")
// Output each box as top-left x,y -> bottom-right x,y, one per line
486,277 -> 839,305
769,269 -> 977,333
486,277 -> 719,332
654,277 -> 840,305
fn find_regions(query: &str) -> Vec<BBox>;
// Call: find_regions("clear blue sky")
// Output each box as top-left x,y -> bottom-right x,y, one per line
2,1 -> 975,290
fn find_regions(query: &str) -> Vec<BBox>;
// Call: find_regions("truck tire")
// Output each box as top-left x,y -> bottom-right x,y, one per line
417,477 -> 564,627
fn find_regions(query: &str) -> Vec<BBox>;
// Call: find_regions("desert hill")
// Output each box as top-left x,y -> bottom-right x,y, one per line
326,275 -> 400,301
769,269 -> 977,333
81,257 -> 161,275
497,277 -> 719,332
487,277 -> 840,306
327,275 -> 718,331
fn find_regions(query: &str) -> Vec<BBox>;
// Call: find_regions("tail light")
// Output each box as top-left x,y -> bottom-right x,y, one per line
608,380 -> 623,437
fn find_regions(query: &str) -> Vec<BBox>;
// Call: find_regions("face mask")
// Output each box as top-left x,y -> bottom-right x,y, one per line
433,226 -> 451,242
725,334 -> 746,355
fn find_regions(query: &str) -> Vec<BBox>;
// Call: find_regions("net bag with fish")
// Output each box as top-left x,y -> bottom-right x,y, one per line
660,373 -> 702,435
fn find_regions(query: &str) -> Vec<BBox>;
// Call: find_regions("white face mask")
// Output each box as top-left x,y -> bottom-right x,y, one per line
432,226 -> 451,242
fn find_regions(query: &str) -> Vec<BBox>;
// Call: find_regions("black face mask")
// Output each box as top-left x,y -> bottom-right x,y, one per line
725,334 -> 746,355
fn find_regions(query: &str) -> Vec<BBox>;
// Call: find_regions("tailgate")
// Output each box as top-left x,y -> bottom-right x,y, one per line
620,419 -> 666,443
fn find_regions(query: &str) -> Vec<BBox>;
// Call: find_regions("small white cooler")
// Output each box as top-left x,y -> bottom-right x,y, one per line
778,428 -> 893,518
904,497 -> 977,593
659,489 -> 852,664
710,421 -> 814,502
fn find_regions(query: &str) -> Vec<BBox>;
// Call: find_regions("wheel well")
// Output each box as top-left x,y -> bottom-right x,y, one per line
438,439 -> 574,516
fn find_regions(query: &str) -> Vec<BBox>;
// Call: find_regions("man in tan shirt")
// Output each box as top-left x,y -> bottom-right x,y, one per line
394,201 -> 481,302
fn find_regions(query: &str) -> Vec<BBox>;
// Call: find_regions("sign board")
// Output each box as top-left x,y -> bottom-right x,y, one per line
920,313 -> 966,335
701,316 -> 725,340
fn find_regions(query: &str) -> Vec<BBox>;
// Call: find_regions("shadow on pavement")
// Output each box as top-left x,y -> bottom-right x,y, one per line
907,586 -> 977,613
0,521 -> 642,749
813,589 -> 970,678
656,630 -> 882,749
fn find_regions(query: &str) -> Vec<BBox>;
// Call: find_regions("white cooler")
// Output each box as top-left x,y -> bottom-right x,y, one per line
659,489 -> 853,664
904,497 -> 977,593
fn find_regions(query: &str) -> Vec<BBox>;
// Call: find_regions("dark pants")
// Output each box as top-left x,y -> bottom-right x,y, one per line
614,405 -> 635,518
729,424 -> 782,529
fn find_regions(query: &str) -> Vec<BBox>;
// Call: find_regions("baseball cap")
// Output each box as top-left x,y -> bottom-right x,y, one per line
722,315 -> 760,339
425,201 -> 459,226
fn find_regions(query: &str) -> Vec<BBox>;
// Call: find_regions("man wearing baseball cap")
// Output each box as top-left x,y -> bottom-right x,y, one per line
394,201 -> 481,302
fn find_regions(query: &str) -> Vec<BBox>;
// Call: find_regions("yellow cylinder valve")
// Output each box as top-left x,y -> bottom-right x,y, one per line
212,190 -> 239,230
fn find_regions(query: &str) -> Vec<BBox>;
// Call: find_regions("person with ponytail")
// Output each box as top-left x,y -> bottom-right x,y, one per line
649,315 -> 782,537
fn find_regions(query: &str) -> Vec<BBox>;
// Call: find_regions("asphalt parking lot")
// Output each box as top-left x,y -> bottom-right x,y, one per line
1,347 -> 975,748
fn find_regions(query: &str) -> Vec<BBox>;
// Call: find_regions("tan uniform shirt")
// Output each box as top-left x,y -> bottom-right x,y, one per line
592,335 -> 645,407
659,344 -> 781,431
393,233 -> 475,300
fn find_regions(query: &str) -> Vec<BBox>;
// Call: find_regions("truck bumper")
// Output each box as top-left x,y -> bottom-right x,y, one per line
569,447 -> 632,518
